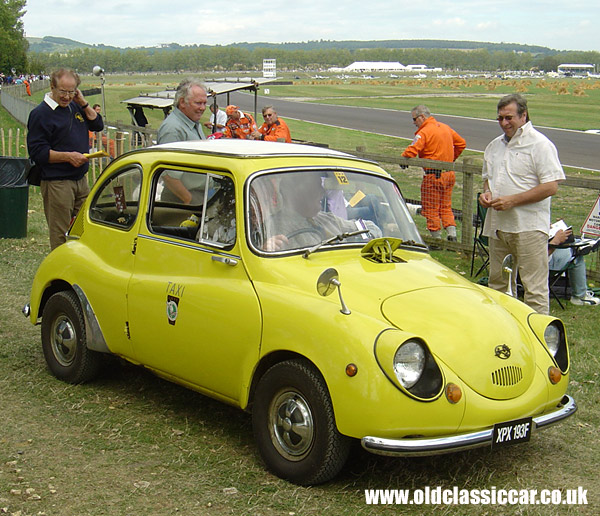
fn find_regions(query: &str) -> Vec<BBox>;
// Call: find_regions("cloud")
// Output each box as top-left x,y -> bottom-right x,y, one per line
476,21 -> 496,30
432,17 -> 467,27
22,0 -> 600,51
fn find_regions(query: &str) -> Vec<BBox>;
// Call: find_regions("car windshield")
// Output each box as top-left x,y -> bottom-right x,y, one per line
247,169 -> 424,254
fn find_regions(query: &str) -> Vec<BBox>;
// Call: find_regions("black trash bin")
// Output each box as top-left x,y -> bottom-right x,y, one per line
0,157 -> 30,239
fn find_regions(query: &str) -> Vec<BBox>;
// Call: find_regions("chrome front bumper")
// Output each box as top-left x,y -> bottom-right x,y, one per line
362,395 -> 577,457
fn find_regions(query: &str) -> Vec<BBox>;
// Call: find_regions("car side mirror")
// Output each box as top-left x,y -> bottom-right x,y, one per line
317,268 -> 351,315
501,254 -> 516,297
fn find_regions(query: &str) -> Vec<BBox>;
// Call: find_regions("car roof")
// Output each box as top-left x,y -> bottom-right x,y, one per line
113,140 -> 389,184
150,139 -> 356,159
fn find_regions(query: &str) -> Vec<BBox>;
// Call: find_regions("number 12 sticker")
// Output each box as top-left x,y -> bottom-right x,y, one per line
334,172 -> 349,185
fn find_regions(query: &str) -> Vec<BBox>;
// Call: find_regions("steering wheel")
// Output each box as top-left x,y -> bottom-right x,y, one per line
286,227 -> 323,240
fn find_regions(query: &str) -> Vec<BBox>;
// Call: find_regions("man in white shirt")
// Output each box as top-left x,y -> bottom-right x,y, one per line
479,93 -> 565,315
204,103 -> 227,134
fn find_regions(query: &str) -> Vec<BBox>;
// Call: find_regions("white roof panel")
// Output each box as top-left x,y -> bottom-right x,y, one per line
150,139 -> 354,158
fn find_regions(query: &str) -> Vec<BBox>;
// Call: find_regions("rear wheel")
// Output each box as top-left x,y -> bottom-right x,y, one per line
252,359 -> 351,485
41,290 -> 103,384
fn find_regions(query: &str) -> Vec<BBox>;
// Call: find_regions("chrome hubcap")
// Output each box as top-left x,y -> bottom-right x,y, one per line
269,390 -> 314,461
50,315 -> 77,366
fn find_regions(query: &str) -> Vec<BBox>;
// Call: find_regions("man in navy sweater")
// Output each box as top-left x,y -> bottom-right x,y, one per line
27,68 -> 103,249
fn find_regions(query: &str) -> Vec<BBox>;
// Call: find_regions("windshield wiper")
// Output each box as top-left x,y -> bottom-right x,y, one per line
402,240 -> 429,250
302,229 -> 370,258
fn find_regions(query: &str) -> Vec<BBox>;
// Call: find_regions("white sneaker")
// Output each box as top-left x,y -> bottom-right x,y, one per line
570,291 -> 600,306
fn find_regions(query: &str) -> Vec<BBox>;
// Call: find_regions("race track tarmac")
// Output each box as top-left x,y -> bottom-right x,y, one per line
228,92 -> 600,172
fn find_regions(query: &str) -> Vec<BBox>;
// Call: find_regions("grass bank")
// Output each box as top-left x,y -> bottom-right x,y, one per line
0,190 -> 598,515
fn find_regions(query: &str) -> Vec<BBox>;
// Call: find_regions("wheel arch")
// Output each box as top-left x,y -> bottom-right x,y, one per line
246,351 -> 323,412
37,279 -> 72,320
38,282 -> 110,354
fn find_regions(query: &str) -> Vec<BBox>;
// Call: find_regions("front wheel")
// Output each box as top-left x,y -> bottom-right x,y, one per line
252,359 -> 351,485
41,290 -> 103,384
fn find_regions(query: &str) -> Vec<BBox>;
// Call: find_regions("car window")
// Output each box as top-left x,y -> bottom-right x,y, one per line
198,175 -> 236,248
155,168 -> 207,206
248,169 -> 423,254
89,166 -> 142,229
149,169 -> 235,248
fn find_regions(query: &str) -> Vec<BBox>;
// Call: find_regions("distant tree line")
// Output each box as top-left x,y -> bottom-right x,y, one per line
227,39 -> 555,54
26,44 -> 600,75
0,0 -> 28,74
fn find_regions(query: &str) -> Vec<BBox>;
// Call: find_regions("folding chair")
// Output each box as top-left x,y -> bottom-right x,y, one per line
548,256 -> 577,310
470,195 -> 489,277
548,238 -> 599,309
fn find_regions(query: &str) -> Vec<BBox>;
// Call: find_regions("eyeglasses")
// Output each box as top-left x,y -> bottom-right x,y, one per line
263,113 -> 274,117
56,89 -> 77,97
496,115 -> 515,122
412,115 -> 421,121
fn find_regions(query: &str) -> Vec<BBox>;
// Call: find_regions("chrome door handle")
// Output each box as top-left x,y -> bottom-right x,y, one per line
211,255 -> 238,266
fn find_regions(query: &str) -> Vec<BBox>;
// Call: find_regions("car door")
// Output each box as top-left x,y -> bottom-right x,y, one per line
126,167 -> 262,404
83,164 -> 143,358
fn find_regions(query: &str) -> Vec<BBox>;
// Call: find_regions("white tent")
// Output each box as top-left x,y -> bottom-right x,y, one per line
341,61 -> 406,72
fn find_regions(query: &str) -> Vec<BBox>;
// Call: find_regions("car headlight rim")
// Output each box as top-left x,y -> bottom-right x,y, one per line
393,340 -> 426,389
374,331 -> 445,401
544,320 -> 569,372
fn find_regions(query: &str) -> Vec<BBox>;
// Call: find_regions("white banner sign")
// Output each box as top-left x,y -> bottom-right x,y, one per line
581,193 -> 600,237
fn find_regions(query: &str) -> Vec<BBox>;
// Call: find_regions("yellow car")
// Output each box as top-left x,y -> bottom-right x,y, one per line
24,140 -> 576,485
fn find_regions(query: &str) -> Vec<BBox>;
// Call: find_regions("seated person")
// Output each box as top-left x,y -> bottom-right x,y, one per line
548,227 -> 600,306
250,106 -> 291,143
323,187 -> 397,235
223,105 -> 257,140
264,173 -> 381,251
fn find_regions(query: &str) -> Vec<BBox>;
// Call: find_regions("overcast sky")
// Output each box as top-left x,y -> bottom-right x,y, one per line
22,0 -> 599,52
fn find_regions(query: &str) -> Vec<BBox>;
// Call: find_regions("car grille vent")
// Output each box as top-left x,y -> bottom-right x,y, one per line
491,365 -> 523,386
361,239 -> 406,264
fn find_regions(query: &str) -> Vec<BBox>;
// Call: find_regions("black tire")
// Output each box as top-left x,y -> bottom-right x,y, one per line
41,290 -> 103,384
252,359 -> 351,485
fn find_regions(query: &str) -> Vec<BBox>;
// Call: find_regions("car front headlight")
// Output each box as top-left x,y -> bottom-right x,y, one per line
529,316 -> 569,373
393,340 -> 425,389
544,324 -> 560,356
543,320 -> 569,372
374,330 -> 444,400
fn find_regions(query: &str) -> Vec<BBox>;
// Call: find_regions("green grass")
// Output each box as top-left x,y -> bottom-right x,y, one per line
0,187 -> 599,516
0,104 -> 24,131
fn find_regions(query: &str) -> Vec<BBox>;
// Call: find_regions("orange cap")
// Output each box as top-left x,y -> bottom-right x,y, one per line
225,105 -> 238,115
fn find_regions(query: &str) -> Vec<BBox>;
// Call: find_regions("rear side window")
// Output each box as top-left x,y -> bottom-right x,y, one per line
149,168 -> 236,249
89,166 -> 142,229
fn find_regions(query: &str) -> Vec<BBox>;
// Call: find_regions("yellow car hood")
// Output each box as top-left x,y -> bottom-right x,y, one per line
381,286 -> 536,400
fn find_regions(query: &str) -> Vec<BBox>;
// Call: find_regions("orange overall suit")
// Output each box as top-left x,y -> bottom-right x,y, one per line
257,118 -> 291,143
402,116 -> 466,233
224,110 -> 257,139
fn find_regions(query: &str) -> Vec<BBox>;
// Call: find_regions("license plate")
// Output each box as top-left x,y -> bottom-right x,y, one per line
492,417 -> 532,449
